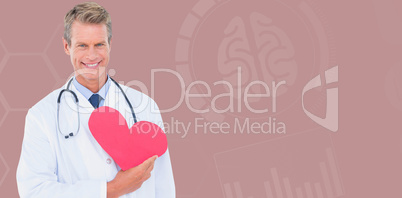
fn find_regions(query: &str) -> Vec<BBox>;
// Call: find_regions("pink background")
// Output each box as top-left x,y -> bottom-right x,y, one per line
0,0 -> 401,197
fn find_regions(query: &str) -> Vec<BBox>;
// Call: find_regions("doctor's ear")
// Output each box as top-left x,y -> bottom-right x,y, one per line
62,37 -> 71,55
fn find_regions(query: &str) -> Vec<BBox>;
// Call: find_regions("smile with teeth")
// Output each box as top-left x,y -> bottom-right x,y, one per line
83,61 -> 101,68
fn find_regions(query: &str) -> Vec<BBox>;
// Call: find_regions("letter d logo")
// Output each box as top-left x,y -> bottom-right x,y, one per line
302,66 -> 338,132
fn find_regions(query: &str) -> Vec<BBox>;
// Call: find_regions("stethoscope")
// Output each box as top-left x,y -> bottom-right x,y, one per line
57,77 -> 137,139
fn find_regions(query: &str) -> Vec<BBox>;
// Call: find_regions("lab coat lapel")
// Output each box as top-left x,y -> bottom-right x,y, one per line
60,80 -> 113,179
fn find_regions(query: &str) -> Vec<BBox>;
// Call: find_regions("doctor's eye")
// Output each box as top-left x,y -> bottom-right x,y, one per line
95,43 -> 104,47
77,44 -> 86,48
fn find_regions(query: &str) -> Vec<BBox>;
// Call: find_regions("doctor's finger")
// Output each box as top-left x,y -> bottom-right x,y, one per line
139,155 -> 157,170
145,158 -> 156,173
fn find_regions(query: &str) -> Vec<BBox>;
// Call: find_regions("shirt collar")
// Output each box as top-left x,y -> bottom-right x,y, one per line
72,76 -> 111,100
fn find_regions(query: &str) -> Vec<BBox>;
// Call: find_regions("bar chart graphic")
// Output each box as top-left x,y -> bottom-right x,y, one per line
215,131 -> 344,198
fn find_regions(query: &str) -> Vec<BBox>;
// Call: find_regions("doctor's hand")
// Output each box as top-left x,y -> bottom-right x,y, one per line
107,155 -> 157,198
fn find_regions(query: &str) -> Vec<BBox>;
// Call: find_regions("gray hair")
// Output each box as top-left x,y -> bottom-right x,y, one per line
64,2 -> 112,46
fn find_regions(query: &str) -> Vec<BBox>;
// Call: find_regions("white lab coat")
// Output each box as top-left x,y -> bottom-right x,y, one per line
16,79 -> 175,198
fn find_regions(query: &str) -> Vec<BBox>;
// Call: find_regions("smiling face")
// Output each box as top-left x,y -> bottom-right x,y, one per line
63,21 -> 111,90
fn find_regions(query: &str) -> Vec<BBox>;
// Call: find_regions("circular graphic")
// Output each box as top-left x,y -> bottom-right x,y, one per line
175,0 -> 336,122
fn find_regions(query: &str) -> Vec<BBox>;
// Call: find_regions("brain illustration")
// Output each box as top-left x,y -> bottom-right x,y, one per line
218,12 -> 297,100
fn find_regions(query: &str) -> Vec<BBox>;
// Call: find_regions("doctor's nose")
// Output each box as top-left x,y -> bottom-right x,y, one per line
86,47 -> 98,60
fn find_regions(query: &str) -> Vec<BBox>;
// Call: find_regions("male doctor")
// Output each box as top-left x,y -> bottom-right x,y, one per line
16,2 -> 175,198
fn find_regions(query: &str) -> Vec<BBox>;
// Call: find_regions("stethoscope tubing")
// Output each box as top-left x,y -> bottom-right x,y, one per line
57,77 -> 137,139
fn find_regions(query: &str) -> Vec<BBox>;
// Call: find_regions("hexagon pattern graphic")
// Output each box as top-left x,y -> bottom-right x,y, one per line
0,111 -> 26,195
0,55 -> 58,110
45,24 -> 74,85
0,93 -> 8,127
0,153 -> 10,188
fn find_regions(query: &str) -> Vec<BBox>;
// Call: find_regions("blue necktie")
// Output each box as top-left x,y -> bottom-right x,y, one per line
89,94 -> 102,108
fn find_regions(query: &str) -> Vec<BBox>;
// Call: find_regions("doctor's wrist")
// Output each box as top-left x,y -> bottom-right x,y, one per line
107,181 -> 120,198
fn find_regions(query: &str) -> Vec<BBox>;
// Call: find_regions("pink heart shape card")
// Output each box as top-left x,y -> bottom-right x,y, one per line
88,106 -> 167,170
